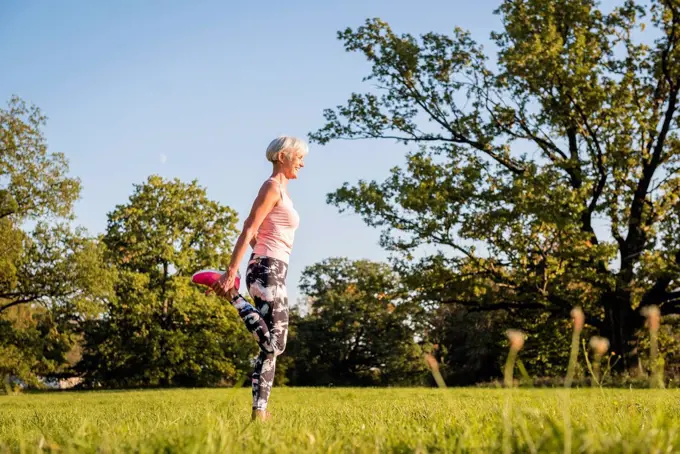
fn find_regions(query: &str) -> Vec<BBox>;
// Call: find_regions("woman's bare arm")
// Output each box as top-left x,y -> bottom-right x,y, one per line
227,181 -> 279,272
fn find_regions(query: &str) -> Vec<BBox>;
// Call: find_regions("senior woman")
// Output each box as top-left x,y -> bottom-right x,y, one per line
211,136 -> 307,422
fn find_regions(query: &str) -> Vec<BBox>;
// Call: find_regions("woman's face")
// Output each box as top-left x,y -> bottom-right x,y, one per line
281,150 -> 305,180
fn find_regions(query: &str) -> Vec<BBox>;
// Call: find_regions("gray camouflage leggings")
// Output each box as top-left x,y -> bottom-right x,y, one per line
232,254 -> 289,411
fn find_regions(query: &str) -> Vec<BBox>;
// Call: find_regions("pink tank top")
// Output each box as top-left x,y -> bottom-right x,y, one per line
252,178 -> 300,263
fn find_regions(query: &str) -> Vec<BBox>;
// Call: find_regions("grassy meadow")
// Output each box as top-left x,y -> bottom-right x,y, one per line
2,387 -> 680,453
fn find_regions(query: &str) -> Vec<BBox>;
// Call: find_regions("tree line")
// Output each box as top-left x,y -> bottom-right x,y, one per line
0,96 -> 428,390
3,0 -> 680,391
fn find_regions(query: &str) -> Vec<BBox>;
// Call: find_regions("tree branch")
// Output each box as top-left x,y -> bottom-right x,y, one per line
566,126 -> 582,187
660,298 -> 680,315
567,94 -> 608,238
662,290 -> 680,302
439,298 -> 548,312
0,296 -> 41,314
395,72 -> 526,174
0,210 -> 16,220
642,251 -> 680,310
623,69 -> 680,280
438,296 -> 603,328
482,93 -> 570,167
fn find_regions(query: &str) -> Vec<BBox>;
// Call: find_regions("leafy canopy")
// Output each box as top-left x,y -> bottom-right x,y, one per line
310,0 -> 680,361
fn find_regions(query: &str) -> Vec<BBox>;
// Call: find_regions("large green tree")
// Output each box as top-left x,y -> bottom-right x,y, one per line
0,96 -> 108,387
0,95 -> 80,223
286,258 -> 429,386
0,95 -> 86,314
0,304 -> 78,391
79,176 -> 257,387
310,0 -> 680,367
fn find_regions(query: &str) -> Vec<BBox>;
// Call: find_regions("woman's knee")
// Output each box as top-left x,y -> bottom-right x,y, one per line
261,351 -> 276,362
273,333 -> 288,356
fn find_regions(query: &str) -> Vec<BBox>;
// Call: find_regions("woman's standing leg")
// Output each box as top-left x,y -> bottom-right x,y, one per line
232,255 -> 288,414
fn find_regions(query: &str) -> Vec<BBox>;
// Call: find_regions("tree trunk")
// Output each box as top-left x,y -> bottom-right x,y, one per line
600,289 -> 644,370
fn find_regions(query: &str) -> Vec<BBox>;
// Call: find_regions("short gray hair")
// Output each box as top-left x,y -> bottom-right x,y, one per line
265,136 -> 309,163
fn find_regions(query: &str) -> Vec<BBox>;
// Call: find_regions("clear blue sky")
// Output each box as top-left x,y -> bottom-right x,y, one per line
1,0 -> 504,305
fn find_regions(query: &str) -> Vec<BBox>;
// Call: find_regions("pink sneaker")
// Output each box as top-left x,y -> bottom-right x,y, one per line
191,269 -> 241,291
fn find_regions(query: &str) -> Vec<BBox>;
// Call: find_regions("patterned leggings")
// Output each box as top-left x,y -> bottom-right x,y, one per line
231,254 -> 289,411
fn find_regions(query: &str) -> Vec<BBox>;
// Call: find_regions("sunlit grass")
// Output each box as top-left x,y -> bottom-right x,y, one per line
2,387 -> 680,453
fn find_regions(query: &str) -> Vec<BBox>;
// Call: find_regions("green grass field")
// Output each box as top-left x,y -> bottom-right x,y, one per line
1,387 -> 680,453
